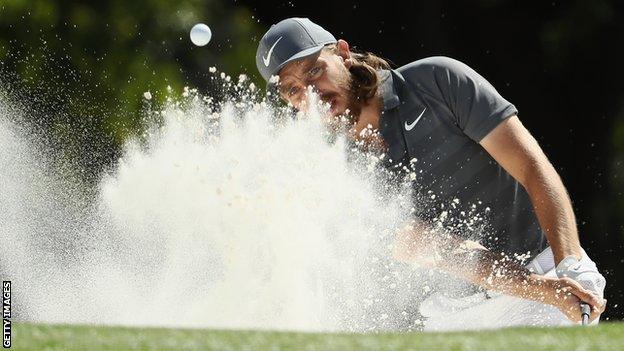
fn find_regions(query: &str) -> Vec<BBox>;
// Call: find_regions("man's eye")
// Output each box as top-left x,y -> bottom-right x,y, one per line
288,86 -> 299,97
308,66 -> 322,78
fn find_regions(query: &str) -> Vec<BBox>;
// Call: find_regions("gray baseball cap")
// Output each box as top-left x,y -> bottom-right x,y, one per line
255,18 -> 337,83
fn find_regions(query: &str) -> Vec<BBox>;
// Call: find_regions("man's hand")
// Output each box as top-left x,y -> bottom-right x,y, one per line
531,275 -> 606,323
556,255 -> 607,299
392,220 -> 487,268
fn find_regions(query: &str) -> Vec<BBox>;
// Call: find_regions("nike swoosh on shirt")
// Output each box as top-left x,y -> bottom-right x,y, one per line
263,37 -> 283,67
404,107 -> 427,131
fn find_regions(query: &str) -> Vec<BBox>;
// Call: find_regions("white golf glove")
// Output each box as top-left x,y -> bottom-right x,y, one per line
556,254 -> 606,299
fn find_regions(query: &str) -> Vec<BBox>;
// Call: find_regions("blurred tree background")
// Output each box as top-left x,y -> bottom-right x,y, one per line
0,0 -> 264,184
1,0 -> 623,321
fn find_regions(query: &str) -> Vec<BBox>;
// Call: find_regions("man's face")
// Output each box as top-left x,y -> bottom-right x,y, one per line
277,47 -> 353,117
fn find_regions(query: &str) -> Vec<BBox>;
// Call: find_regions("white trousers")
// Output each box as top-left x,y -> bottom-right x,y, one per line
420,247 -> 603,331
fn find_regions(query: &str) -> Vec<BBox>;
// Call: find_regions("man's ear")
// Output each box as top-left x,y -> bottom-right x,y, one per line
336,39 -> 352,68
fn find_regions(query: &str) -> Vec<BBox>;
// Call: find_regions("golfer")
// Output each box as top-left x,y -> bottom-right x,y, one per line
255,17 -> 606,330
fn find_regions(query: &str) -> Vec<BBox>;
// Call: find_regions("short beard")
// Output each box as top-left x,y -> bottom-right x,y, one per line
324,68 -> 370,135
337,69 -> 365,123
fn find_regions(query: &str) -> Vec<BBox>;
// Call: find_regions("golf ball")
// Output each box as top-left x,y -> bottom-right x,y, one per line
190,23 -> 212,46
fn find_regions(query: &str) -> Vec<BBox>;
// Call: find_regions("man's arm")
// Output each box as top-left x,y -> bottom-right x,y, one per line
393,220 -> 605,322
479,115 -> 581,264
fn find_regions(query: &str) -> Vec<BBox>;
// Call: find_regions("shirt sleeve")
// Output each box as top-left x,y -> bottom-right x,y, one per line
403,56 -> 518,142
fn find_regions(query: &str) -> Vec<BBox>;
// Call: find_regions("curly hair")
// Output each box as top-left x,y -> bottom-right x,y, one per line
323,44 -> 392,103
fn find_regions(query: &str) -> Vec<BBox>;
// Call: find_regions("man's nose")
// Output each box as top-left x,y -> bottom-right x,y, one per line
293,85 -> 324,110
304,85 -> 327,100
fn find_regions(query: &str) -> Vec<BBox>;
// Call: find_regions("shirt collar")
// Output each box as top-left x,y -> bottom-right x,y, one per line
377,68 -> 409,166
378,69 -> 401,112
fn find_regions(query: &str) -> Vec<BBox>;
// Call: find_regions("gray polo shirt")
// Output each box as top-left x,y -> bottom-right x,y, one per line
378,56 -> 548,260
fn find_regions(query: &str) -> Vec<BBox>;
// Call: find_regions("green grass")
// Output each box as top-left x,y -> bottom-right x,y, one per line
12,322 -> 624,351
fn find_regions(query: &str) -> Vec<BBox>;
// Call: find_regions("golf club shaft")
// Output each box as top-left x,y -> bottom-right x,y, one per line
580,302 -> 590,326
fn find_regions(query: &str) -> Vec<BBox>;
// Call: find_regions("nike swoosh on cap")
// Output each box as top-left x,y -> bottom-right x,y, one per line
263,37 -> 283,67
404,107 -> 427,131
